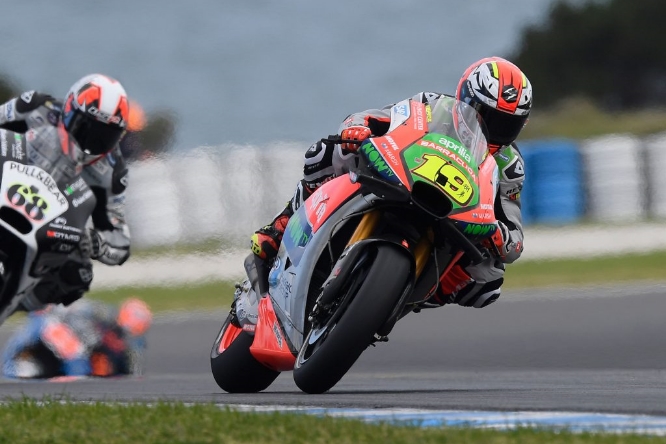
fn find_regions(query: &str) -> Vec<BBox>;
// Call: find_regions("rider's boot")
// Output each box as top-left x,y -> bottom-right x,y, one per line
250,208 -> 292,261
250,178 -> 316,261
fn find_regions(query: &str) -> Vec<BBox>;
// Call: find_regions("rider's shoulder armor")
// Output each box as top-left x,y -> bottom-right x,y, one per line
494,143 -> 525,197
0,91 -> 62,133
409,91 -> 448,105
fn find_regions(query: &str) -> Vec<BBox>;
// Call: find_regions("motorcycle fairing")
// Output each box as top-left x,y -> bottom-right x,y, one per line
271,190 -> 376,352
364,100 -> 429,189
448,154 -> 500,241
1,161 -> 69,241
282,176 -> 360,267
216,321 -> 242,355
249,296 -> 296,371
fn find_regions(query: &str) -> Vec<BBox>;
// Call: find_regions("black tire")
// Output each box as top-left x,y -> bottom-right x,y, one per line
293,245 -> 411,394
210,314 -> 280,393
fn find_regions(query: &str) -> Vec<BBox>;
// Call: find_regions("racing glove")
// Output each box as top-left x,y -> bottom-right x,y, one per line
490,220 -> 511,259
340,126 -> 371,152
90,229 -> 130,266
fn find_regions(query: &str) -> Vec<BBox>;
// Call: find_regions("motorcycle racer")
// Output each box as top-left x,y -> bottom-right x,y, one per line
2,298 -> 152,378
0,74 -> 132,311
251,57 -> 532,309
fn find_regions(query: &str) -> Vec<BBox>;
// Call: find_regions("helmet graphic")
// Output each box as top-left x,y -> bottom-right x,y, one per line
456,57 -> 532,153
117,298 -> 152,337
62,74 -> 129,156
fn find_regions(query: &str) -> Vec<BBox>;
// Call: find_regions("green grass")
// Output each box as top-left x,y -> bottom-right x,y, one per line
504,250 -> 666,289
89,280 -> 237,313
521,97 -> 666,140
0,399 -> 659,444
85,251 -> 666,314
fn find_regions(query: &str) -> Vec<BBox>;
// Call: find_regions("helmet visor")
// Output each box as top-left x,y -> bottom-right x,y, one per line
470,101 -> 528,147
66,110 -> 124,156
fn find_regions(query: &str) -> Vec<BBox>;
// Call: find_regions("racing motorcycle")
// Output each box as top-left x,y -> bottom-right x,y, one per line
211,96 -> 501,394
0,128 -> 96,326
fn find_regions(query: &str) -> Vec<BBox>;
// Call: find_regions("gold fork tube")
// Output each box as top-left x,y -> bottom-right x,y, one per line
413,229 -> 433,278
347,210 -> 381,246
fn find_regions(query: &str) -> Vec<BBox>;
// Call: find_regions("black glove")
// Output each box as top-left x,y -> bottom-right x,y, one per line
89,229 -> 107,260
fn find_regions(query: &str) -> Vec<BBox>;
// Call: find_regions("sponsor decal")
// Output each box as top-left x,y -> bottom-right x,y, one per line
0,131 -> 7,156
64,177 -> 87,196
87,106 -> 126,127
309,189 -> 330,223
272,322 -> 283,349
5,102 -> 14,120
47,111 -> 59,126
11,133 -> 24,160
278,272 -> 294,299
20,91 -> 34,103
72,189 -> 94,208
417,140 -> 477,182
385,136 -> 400,151
462,223 -> 497,237
392,103 -> 409,117
287,212 -> 311,248
8,162 -> 66,205
46,230 -> 81,242
414,102 -> 425,131
48,218 -> 82,234
53,243 -> 75,253
509,192 -> 520,201
360,142 -> 396,177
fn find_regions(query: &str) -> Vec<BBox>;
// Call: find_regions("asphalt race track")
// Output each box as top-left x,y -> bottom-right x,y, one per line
1,284 -> 666,417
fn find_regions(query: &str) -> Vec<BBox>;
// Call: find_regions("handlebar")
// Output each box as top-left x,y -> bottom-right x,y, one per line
321,135 -> 364,145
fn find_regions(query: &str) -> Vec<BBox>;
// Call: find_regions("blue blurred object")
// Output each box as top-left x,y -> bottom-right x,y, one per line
519,139 -> 585,225
2,299 -> 152,379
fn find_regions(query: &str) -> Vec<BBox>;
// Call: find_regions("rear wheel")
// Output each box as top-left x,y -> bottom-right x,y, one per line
210,310 -> 280,393
293,245 -> 411,394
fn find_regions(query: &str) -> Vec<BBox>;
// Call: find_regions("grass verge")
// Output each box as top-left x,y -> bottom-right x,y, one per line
0,399 -> 657,444
86,250 -> 666,313
504,250 -> 666,289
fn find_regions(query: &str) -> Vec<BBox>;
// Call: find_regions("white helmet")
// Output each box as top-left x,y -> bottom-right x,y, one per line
62,74 -> 129,156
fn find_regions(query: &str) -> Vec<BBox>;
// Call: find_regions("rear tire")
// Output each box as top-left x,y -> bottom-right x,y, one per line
210,313 -> 280,393
293,245 -> 411,394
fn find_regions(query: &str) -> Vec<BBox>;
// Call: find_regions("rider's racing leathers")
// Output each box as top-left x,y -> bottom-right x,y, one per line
268,92 -> 525,308
0,91 -> 131,309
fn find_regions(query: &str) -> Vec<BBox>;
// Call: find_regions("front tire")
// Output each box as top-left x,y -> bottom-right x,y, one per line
293,244 -> 411,394
210,313 -> 280,393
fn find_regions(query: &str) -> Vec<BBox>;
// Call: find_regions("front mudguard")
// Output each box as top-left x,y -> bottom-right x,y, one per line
318,238 -> 416,338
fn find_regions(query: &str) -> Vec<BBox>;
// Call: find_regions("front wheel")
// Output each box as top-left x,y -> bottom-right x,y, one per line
210,311 -> 280,393
293,244 -> 411,394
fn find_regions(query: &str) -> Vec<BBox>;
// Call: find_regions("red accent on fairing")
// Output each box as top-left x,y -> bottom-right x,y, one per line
371,101 -> 429,191
449,154 -> 498,224
57,124 -> 70,155
217,322 -> 242,354
306,175 -> 361,234
249,297 -> 296,372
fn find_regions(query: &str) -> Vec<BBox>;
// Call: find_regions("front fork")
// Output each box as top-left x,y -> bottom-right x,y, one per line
347,210 -> 433,281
